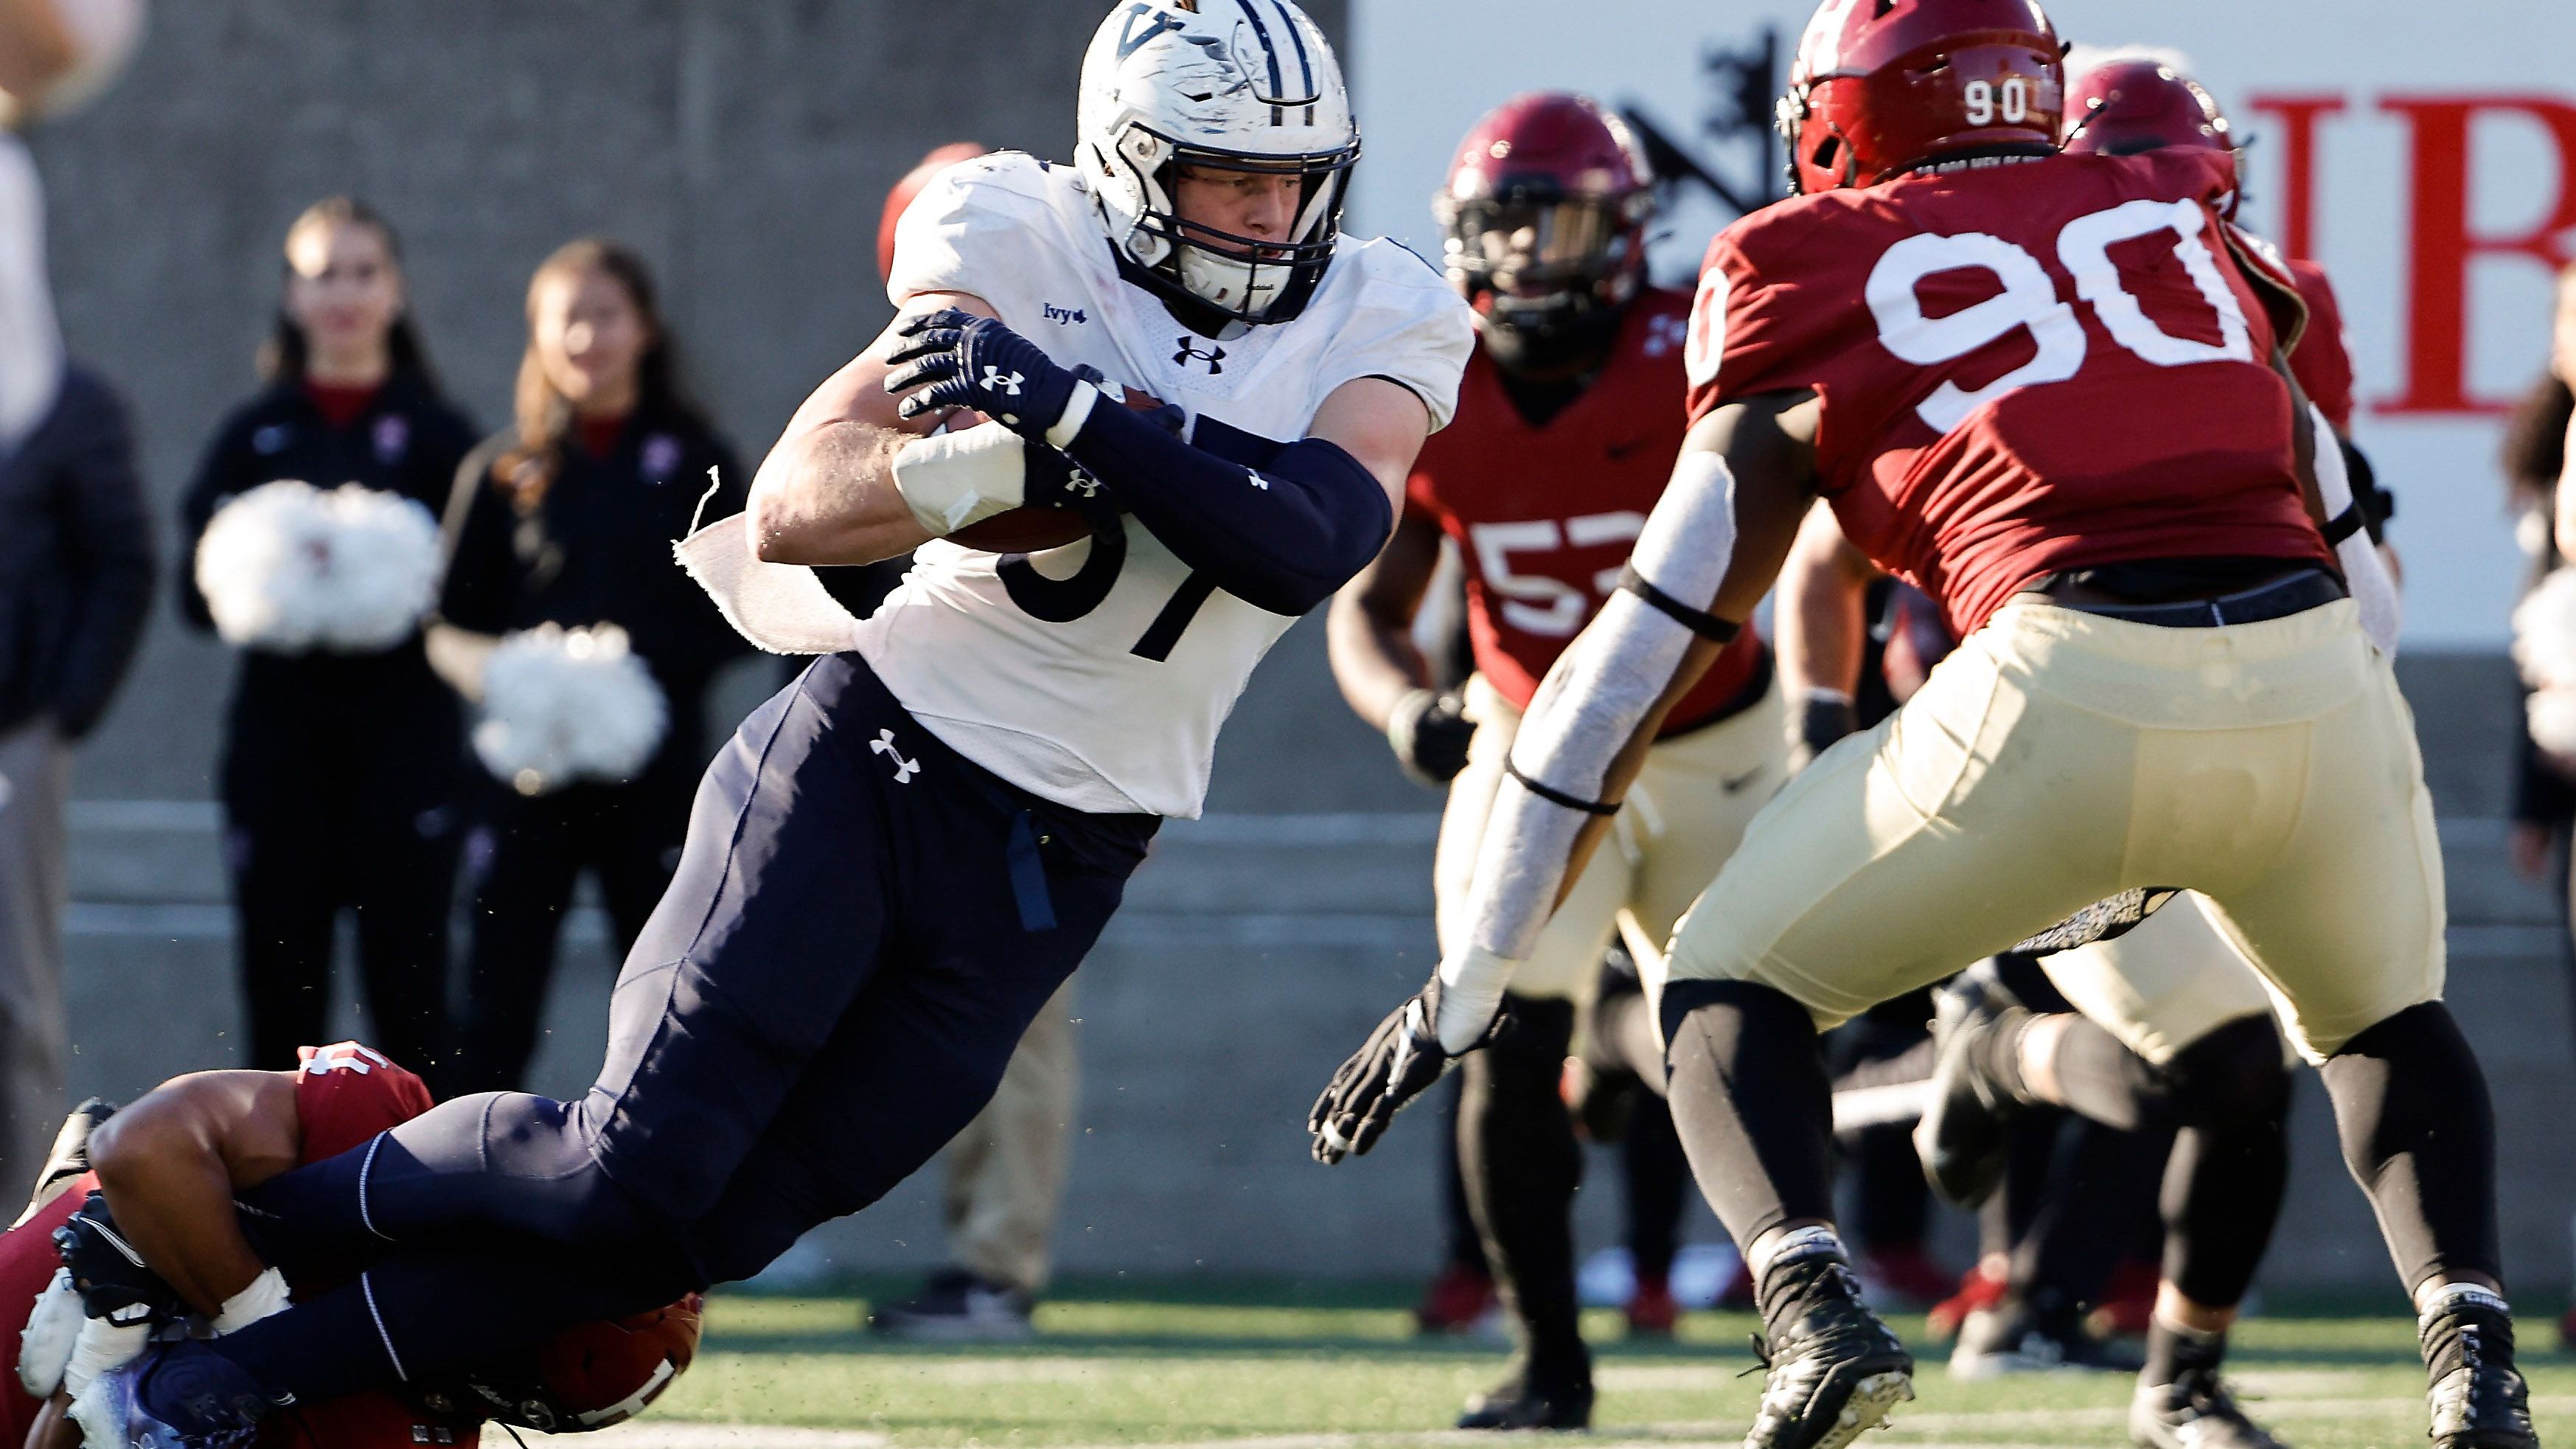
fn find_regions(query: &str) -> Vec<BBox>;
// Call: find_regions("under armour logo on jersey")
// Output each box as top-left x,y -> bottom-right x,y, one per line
981,366 -> 1026,397
871,729 -> 922,784
1174,338 -> 1228,374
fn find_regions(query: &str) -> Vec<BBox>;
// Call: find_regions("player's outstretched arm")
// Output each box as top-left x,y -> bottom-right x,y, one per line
1325,511 -> 1444,735
85,1070 -> 300,1318
746,291 -> 997,566
1308,390 -> 1819,1164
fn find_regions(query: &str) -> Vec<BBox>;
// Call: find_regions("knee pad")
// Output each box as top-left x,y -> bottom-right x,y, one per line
2162,1014 -> 2291,1130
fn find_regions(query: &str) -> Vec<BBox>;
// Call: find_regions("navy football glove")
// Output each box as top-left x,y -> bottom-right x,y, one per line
53,1190 -> 181,1326
1309,977 -> 1506,1165
885,310 -> 1083,438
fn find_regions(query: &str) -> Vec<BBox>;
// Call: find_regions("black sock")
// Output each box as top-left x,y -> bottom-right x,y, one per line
2159,1016 -> 2292,1309
2038,1017 -> 2169,1130
1458,995 -> 1587,1383
2143,1317 -> 2227,1387
2319,1003 -> 2502,1288
1660,980 -> 1837,1251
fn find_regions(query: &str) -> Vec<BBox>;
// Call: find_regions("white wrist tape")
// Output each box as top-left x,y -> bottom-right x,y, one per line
2311,403 -> 2400,656
17,1268 -> 80,1397
890,420 -> 1028,535
1435,945 -> 1518,1054
1046,381 -> 1101,452
1457,449 -> 1741,973
62,1315 -> 147,1398
214,1267 -> 291,1335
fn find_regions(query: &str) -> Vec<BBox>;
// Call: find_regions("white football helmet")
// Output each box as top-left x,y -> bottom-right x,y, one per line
1076,0 -> 1358,330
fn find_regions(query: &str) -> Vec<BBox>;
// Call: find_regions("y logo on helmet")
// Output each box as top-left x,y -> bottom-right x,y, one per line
1115,3 -> 1187,60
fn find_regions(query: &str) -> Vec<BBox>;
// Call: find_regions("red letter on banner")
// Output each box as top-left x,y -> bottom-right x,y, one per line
2381,97 -> 2576,416
2247,95 -> 2344,263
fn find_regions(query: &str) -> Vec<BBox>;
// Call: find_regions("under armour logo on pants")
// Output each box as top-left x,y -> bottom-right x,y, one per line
871,729 -> 922,784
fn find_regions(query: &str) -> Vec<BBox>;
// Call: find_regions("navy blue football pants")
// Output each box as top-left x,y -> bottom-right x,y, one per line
220,654 -> 1156,1400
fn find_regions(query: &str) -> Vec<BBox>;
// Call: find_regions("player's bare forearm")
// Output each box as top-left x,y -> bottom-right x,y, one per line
87,1071 -> 301,1316
748,291 -> 995,566
1326,513 -> 1444,732
1778,501 -> 1876,701
29,1391 -> 75,1449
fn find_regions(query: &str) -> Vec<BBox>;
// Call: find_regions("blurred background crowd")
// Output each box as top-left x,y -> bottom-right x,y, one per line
1,0 -> 2573,1373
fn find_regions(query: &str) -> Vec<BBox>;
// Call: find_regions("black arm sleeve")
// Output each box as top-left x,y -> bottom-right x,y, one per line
46,372 -> 156,739
1060,400 -> 1394,618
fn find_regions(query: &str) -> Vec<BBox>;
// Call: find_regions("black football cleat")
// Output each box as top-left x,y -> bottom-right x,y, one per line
1743,1259 -> 1915,1449
2422,1292 -> 2538,1449
2130,1366 -> 2288,1449
1457,1367 -> 1595,1431
1913,972 -> 2027,1207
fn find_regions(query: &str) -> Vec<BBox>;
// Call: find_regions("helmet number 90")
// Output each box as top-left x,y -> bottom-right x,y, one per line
1962,80 -> 2032,128
1866,200 -> 2257,435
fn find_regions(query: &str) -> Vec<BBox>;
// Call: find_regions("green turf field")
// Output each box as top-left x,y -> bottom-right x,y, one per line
586,1288 -> 2576,1448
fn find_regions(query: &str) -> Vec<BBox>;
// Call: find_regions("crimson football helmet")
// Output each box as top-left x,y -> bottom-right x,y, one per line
413,1293 -> 704,1434
2061,59 -> 2233,158
877,142 -> 989,283
1435,92 -> 1655,369
1778,0 -> 2066,195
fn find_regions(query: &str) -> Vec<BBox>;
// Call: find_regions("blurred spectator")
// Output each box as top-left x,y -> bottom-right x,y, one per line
178,198 -> 478,1078
431,240 -> 747,1094
2506,265 -> 2576,886
1,0 -> 152,1198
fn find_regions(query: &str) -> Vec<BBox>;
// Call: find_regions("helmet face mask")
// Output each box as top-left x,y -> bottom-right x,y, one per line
1436,92 -> 1655,372
1078,1 -> 1357,332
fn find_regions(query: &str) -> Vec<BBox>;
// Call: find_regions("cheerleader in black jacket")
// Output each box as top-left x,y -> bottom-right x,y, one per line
177,198 -> 476,1077
434,240 -> 749,1094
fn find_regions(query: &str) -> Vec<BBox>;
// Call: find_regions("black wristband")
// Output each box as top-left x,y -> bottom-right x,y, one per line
1503,757 -> 1620,817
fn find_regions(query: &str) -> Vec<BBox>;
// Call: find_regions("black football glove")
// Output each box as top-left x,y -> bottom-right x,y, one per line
885,310 -> 1083,438
52,1190 -> 181,1327
1386,689 -> 1475,786
1309,976 -> 1505,1165
1787,691 -> 1859,776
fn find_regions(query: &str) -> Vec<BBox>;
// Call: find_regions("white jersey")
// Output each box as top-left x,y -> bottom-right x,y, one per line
866,152 -> 1472,819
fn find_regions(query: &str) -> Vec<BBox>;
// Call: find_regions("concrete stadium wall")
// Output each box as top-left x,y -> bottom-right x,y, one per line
29,2 -> 2576,1301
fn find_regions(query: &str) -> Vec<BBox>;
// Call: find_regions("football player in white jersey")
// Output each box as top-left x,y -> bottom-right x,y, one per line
74,5 -> 1473,1441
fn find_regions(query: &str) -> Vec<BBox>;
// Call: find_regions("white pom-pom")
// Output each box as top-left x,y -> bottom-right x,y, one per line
17,1269 -> 80,1398
2513,567 -> 2576,691
2533,690 -> 2576,760
473,624 -> 669,796
195,480 -> 441,653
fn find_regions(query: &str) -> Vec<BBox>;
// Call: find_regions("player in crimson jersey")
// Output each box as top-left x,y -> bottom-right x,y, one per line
0,1044 -> 698,1448
1327,92 -> 1781,1431
1312,4 -> 2530,1449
